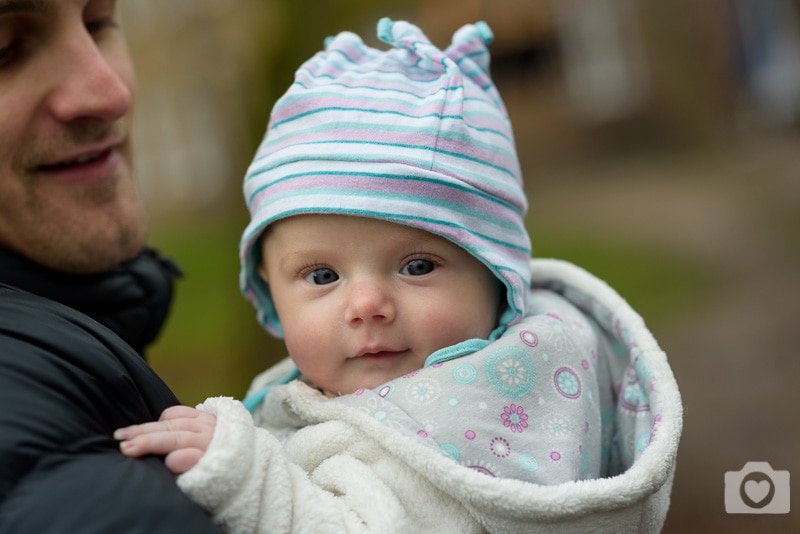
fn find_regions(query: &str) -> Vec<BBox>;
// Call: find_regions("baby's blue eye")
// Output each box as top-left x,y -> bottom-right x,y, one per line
402,259 -> 435,276
305,268 -> 339,285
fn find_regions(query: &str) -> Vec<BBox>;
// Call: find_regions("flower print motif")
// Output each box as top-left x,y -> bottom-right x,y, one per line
519,330 -> 539,347
542,413 -> 571,439
636,430 -> 655,453
499,358 -> 527,387
377,382 -> 395,399
486,347 -> 536,399
585,385 -> 595,406
635,357 -> 651,378
567,316 -> 589,339
439,443 -> 460,461
372,410 -> 388,422
501,404 -> 529,433
554,367 -> 581,399
353,395 -> 411,432
463,459 -> 499,477
404,377 -> 441,405
541,317 -> 577,354
518,454 -> 539,473
420,419 -> 439,437
621,383 -> 650,412
453,364 -> 477,385
490,437 -> 511,458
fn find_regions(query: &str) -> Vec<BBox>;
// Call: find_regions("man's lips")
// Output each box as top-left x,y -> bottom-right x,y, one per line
40,149 -> 107,169
36,145 -> 120,183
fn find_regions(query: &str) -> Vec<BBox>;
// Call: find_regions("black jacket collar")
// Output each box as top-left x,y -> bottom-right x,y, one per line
0,246 -> 182,357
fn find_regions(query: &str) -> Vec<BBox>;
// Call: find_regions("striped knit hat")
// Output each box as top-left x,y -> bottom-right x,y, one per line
240,18 -> 532,339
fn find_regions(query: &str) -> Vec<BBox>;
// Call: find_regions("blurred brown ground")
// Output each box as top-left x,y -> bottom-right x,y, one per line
522,134 -> 800,533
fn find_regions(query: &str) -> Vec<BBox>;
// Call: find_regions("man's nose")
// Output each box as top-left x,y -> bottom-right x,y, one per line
46,29 -> 133,123
344,278 -> 396,326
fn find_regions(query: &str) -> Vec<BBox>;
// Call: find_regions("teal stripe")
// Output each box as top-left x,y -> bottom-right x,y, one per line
279,90 -> 497,116
293,77 -> 463,100
327,46 -> 370,66
259,122 -> 517,168
262,119 -> 516,162
303,54 -> 445,83
247,170 -> 523,217
270,105 -> 511,142
267,186 -> 522,233
460,49 -> 488,62
257,206 -> 531,254
265,138 -> 517,180
248,151 -> 521,201
248,170 -> 522,214
280,88 -> 452,107
279,108 -> 511,144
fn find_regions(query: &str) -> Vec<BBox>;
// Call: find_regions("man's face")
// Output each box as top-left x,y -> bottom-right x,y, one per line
0,0 -> 146,273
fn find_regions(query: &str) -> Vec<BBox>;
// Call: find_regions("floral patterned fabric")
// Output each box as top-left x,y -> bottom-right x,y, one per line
332,286 -> 649,485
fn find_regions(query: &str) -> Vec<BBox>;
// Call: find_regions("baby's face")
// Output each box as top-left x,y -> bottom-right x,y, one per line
260,214 -> 502,395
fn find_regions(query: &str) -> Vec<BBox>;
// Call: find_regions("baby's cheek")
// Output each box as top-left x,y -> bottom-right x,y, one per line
283,331 -> 324,373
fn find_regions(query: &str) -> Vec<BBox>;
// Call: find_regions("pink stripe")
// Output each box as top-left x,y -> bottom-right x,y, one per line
268,97 -> 511,135
261,129 -> 516,171
250,173 -> 521,219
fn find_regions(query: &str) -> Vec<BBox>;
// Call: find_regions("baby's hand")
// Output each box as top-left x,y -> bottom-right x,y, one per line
115,405 -> 216,475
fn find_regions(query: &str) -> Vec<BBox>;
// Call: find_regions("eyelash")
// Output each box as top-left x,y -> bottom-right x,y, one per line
0,41 -> 21,68
297,262 -> 333,279
86,17 -> 118,35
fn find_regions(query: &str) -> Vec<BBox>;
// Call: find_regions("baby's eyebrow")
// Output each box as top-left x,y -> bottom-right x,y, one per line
277,249 -> 323,269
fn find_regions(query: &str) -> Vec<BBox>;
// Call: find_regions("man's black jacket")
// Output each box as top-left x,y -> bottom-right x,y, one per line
0,248 -> 222,533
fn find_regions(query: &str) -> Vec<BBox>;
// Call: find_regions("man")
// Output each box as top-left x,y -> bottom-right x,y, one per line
0,1 -> 221,531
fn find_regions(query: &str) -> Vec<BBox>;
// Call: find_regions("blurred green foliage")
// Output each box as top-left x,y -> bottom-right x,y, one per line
148,214 -> 285,406
533,231 -> 718,330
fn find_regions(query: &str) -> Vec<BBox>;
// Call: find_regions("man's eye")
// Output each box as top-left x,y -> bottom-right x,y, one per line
0,37 -> 24,69
305,268 -> 339,285
402,259 -> 435,276
85,17 -> 118,35
0,42 -> 18,68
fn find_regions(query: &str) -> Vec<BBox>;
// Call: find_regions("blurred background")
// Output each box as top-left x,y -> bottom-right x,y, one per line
120,1 -> 799,532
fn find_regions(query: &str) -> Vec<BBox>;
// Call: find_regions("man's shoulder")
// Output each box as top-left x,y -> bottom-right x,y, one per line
0,283 -> 179,438
0,282 -> 157,388
0,282 -> 103,337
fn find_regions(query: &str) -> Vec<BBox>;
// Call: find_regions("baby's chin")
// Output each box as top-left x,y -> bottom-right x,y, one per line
319,378 -> 391,397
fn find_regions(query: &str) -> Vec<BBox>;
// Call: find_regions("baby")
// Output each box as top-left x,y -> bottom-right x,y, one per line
117,18 -> 681,533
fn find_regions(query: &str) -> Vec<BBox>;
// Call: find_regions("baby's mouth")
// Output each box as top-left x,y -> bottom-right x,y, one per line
356,349 -> 408,359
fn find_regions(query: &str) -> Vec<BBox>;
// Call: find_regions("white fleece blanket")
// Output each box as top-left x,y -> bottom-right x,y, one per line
178,259 -> 683,533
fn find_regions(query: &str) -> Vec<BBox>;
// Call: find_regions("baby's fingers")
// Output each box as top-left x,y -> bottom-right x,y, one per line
117,426 -> 205,458
165,448 -> 205,475
115,411 -> 217,458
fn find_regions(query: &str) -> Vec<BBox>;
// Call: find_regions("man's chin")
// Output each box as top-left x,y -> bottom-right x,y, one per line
43,223 -> 148,274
